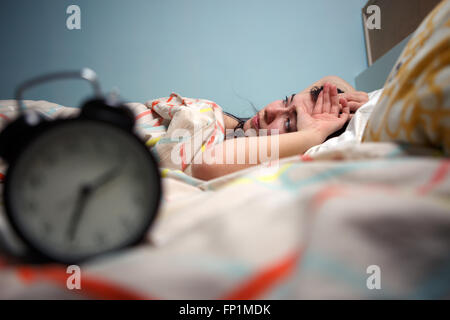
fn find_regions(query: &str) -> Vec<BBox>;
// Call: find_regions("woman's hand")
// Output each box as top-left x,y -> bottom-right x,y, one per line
296,83 -> 349,142
338,90 -> 369,113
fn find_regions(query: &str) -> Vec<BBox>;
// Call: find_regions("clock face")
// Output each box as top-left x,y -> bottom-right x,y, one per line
5,120 -> 161,264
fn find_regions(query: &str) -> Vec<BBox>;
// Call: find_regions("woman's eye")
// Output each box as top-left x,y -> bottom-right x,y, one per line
285,118 -> 290,131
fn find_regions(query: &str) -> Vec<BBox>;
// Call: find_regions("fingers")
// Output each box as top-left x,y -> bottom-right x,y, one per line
330,85 -> 340,116
339,91 -> 369,104
323,83 -> 331,113
357,91 -> 369,102
338,93 -> 363,112
313,90 -> 324,114
340,111 -> 349,123
339,97 -> 354,120
339,100 -> 350,123
347,101 -> 363,112
315,83 -> 353,117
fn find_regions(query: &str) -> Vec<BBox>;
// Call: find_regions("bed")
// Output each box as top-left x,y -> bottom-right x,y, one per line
0,0 -> 449,300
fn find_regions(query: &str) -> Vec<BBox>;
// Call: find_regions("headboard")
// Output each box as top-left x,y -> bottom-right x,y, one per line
355,34 -> 411,92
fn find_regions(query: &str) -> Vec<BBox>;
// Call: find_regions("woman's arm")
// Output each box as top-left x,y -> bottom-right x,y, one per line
192,83 -> 349,181
191,129 -> 324,180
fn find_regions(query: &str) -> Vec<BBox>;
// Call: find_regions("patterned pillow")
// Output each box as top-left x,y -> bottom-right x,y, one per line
362,0 -> 450,156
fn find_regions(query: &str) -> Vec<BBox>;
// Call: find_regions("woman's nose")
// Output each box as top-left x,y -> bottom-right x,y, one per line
265,106 -> 285,124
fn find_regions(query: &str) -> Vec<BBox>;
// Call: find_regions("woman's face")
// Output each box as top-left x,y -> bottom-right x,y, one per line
244,85 -> 367,136
247,91 -> 314,135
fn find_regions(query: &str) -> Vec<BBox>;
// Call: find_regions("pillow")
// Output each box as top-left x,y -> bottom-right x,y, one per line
362,0 -> 450,156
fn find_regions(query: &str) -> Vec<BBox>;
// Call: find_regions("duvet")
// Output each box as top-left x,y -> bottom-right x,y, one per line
0,0 -> 449,299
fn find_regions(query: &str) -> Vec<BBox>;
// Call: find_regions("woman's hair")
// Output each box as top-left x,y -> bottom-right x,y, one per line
310,86 -> 344,102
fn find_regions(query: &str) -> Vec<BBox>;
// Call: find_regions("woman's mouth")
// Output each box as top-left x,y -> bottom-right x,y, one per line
252,114 -> 260,130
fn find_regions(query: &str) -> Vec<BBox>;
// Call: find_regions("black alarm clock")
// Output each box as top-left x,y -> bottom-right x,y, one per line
0,69 -> 161,264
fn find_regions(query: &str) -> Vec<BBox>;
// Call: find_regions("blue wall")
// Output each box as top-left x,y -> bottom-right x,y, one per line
0,0 -> 368,117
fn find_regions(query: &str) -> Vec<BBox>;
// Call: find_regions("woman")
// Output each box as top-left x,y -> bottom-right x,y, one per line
191,76 -> 369,180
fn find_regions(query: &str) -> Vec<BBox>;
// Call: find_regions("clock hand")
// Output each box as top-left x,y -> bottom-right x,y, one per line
89,163 -> 123,191
66,163 -> 124,241
67,185 -> 92,242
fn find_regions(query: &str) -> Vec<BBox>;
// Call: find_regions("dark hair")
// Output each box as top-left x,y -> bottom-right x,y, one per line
310,86 -> 344,102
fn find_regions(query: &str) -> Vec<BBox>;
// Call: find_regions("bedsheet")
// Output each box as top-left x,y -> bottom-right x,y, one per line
0,124 -> 449,298
2,0 -> 450,300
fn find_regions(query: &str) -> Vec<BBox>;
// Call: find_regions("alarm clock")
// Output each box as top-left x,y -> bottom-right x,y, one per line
0,69 -> 161,264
